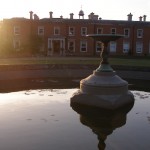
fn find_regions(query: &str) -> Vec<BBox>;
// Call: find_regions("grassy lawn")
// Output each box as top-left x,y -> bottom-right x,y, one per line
0,56 -> 149,67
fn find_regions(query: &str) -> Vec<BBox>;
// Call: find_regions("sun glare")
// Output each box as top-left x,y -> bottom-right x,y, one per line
0,1 -> 15,20
0,0 -> 150,21
0,0 -> 29,20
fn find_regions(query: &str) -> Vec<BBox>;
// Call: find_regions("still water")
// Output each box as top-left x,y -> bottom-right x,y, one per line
0,89 -> 150,150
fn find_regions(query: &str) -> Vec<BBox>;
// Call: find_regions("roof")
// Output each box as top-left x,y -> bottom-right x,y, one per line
39,18 -> 150,26
3,17 -> 150,27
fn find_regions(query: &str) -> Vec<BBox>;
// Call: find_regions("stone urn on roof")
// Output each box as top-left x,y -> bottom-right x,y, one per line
79,9 -> 84,19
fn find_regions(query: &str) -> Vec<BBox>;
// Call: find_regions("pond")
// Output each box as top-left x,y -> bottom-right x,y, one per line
0,88 -> 150,150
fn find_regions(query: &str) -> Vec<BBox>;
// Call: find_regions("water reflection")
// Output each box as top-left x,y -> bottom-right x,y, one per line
71,102 -> 134,150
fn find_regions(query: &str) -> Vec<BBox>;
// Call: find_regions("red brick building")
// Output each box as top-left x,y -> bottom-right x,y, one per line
1,10 -> 150,56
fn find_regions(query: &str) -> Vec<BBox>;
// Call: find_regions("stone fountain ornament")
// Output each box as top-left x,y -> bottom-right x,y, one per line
71,34 -> 134,110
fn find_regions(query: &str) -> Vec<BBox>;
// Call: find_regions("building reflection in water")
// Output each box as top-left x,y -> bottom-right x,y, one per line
71,102 -> 134,150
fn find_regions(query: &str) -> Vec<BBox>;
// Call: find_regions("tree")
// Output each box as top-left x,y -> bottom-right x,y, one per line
0,36 -> 14,56
29,35 -> 44,54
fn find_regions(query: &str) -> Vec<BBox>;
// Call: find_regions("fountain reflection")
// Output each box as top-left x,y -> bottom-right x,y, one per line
71,102 -> 134,150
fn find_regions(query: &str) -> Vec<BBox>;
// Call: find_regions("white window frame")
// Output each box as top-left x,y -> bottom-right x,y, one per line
124,28 -> 130,38
69,27 -> 75,36
80,41 -> 87,52
110,41 -> 116,53
96,41 -> 102,52
123,41 -> 130,53
68,40 -> 75,52
81,27 -> 87,36
14,26 -> 20,35
38,26 -> 44,35
136,42 -> 143,53
137,29 -> 143,38
149,41 -> 150,54
13,39 -> 20,50
111,28 -> 116,34
97,28 -> 103,34
54,27 -> 60,35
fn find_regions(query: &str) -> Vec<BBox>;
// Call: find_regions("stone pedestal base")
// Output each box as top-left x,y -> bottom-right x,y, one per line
71,71 -> 134,110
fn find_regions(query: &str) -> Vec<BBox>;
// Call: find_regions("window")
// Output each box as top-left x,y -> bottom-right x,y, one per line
110,41 -> 116,52
123,41 -> 130,53
81,27 -> 87,36
111,28 -> 116,34
136,42 -> 143,53
97,28 -> 103,34
13,39 -> 20,50
69,27 -> 75,36
80,41 -> 87,52
48,39 -> 52,49
149,41 -> 150,54
39,44 -> 44,52
124,28 -> 130,37
38,26 -> 44,35
137,29 -> 143,38
54,27 -> 60,35
68,40 -> 75,52
96,41 -> 102,52
14,26 -> 20,35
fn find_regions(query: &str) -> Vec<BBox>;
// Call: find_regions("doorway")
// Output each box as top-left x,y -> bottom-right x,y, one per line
53,40 -> 60,55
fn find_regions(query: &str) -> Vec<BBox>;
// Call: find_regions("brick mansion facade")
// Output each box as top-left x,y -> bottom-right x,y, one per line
0,10 -> 150,56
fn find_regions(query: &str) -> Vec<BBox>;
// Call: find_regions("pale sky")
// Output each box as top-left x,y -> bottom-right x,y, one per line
0,0 -> 150,21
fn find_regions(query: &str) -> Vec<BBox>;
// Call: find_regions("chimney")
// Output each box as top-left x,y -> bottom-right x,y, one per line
70,13 -> 74,19
60,15 -> 63,19
127,13 -> 133,21
143,15 -> 147,21
34,14 -> 39,20
139,16 -> 142,21
49,11 -> 53,19
29,11 -> 33,20
88,12 -> 94,19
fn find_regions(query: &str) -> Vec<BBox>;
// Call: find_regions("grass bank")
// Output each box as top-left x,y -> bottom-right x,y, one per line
0,56 -> 149,67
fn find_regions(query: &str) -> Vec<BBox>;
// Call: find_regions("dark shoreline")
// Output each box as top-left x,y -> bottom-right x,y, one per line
0,77 -> 149,93
0,64 -> 149,92
0,64 -> 150,71
0,64 -> 149,80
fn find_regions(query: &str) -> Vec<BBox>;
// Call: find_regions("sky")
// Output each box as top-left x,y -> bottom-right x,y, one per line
0,0 -> 150,21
